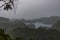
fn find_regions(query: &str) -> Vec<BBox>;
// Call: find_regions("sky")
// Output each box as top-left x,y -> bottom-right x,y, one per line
0,0 -> 60,19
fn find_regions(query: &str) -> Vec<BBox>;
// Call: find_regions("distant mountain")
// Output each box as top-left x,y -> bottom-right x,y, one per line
0,17 -> 27,33
38,16 -> 60,24
25,16 -> 60,24
0,17 -> 10,23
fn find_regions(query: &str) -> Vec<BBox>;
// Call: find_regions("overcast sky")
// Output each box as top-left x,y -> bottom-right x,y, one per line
0,0 -> 60,19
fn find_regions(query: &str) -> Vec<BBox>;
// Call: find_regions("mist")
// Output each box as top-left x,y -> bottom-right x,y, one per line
0,0 -> 60,19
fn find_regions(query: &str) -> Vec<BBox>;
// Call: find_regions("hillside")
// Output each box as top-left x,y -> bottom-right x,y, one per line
26,16 -> 60,24
52,20 -> 60,31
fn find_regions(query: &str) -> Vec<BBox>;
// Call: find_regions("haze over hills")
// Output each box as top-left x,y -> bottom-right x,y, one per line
0,16 -> 60,39
0,16 -> 60,24
0,16 -> 60,32
19,16 -> 60,24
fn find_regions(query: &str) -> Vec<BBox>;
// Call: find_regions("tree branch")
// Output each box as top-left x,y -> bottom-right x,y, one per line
0,4 -> 5,8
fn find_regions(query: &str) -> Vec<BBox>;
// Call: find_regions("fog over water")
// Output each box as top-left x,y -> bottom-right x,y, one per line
25,22 -> 52,28
0,0 -> 60,19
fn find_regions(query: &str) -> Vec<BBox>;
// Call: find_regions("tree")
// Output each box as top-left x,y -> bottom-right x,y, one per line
52,20 -> 60,31
0,0 -> 14,10
0,28 -> 13,40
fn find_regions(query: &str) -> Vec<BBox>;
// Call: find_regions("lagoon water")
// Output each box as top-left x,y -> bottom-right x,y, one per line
25,22 -> 52,28
34,23 -> 52,28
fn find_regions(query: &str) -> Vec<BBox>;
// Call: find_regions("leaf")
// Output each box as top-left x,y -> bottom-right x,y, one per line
4,4 -> 12,10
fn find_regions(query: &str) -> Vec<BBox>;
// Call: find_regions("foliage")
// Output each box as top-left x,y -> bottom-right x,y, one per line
0,28 -> 13,40
11,27 -> 60,40
0,0 -> 14,10
0,25 -> 60,40
52,20 -> 60,30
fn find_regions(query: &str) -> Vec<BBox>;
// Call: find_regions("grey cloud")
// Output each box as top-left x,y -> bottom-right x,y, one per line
0,0 -> 60,19
15,0 -> 60,19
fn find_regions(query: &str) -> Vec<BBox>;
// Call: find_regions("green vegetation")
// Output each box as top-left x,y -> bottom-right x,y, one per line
0,27 -> 60,40
52,20 -> 60,30
10,27 -> 60,40
0,28 -> 13,40
0,17 -> 60,40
